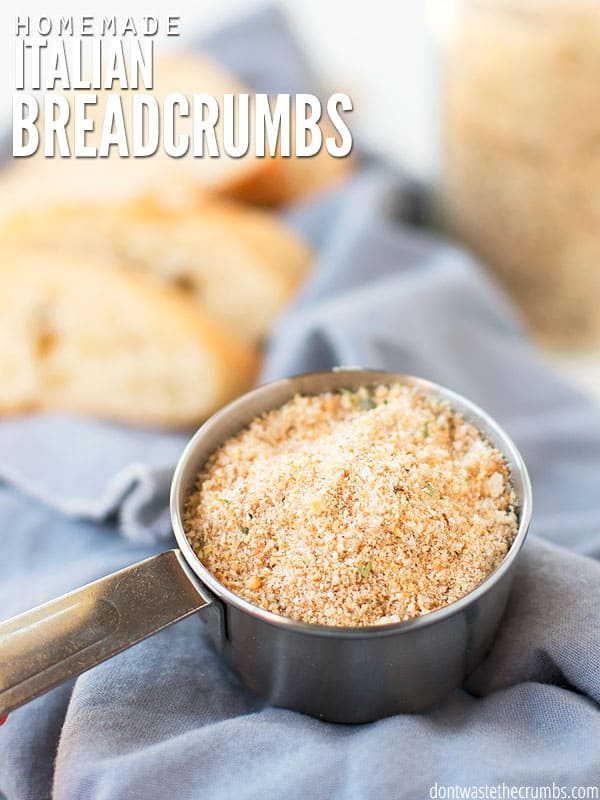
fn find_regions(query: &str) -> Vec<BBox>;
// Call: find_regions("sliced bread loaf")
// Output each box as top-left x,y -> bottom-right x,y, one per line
4,51 -> 279,213
5,52 -> 354,212
0,250 -> 259,427
0,194 -> 312,343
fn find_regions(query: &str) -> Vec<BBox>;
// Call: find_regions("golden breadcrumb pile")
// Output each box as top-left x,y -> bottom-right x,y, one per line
184,384 -> 518,626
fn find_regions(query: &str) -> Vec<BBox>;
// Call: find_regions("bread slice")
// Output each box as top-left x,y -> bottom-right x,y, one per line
0,250 -> 259,427
3,51 -> 279,213
148,52 -> 281,196
0,194 -> 312,343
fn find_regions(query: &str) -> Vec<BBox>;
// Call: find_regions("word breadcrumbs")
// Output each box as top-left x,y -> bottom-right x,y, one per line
184,384 -> 518,626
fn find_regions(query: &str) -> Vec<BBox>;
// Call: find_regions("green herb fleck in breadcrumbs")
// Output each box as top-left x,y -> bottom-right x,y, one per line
357,561 -> 373,578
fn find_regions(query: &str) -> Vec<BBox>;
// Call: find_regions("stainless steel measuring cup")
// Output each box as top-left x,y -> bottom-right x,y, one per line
0,369 -> 532,723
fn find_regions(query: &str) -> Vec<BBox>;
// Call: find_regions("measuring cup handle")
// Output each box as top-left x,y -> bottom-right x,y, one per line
0,549 -> 213,717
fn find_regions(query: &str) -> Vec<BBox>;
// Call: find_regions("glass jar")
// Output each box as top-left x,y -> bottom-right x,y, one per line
439,0 -> 600,347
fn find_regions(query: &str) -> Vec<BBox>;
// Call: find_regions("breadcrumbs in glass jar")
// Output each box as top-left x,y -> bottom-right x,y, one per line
441,0 -> 600,346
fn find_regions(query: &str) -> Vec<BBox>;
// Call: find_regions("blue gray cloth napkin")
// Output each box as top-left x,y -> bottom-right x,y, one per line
1,8 -> 599,799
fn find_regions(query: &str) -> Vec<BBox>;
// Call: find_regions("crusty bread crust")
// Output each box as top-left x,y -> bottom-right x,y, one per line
224,115 -> 356,206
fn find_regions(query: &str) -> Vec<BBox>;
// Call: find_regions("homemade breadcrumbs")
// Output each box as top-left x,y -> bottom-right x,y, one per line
184,384 -> 518,626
